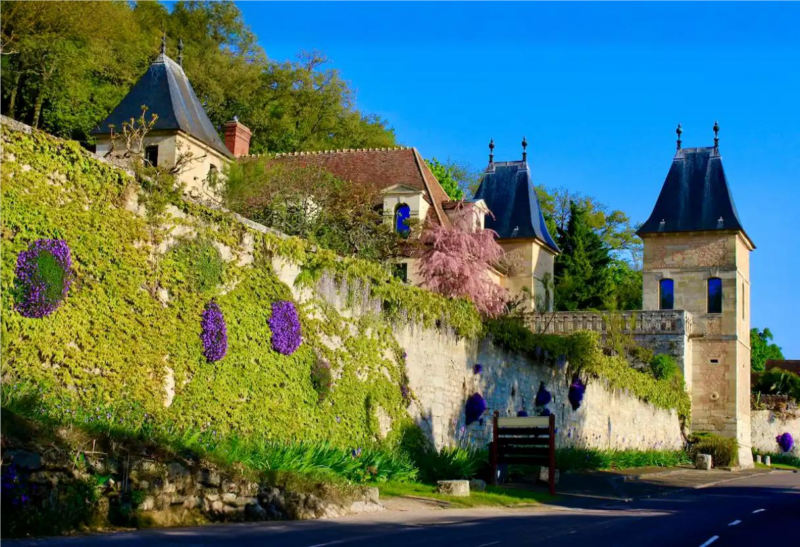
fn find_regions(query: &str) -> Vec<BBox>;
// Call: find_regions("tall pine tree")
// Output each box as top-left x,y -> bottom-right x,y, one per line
555,201 -> 614,310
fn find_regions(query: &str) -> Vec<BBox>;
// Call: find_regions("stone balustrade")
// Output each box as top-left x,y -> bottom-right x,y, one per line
523,310 -> 693,336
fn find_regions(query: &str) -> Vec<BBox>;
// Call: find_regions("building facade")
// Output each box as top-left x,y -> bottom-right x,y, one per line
638,132 -> 755,466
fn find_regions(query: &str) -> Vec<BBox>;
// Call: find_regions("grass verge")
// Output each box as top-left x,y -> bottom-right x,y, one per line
378,481 -> 553,508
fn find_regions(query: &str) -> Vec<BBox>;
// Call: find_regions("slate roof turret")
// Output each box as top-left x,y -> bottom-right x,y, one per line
91,51 -> 232,159
638,146 -> 753,248
473,160 -> 559,253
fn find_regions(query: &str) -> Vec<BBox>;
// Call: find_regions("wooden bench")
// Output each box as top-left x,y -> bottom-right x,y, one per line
490,411 -> 556,495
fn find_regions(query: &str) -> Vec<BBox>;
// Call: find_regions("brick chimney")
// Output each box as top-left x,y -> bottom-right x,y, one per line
223,118 -> 252,157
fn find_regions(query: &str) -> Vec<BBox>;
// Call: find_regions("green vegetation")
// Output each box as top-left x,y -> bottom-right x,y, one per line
688,432 -> 739,468
378,481 -> 552,508
555,448 -> 690,472
753,451 -> 800,470
0,122 -> 480,460
753,368 -> 800,402
750,327 -> 784,372
1,1 -> 396,152
425,158 -> 467,200
649,354 -> 679,381
413,446 -> 487,483
484,317 -> 691,422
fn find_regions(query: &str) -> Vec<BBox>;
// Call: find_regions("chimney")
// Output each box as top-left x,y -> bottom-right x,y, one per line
224,118 -> 252,157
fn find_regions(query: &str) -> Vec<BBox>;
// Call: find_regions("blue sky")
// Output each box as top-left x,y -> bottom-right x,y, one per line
236,2 -> 800,356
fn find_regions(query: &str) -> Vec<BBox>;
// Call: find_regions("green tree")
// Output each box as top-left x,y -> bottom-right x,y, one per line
425,158 -> 466,200
1,1 -> 397,153
554,201 -> 614,310
750,328 -> 785,372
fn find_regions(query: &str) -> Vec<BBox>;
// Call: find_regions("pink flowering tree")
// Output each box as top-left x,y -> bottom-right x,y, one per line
418,207 -> 508,317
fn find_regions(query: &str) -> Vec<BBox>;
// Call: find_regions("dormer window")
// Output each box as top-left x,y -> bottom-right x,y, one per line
394,203 -> 411,236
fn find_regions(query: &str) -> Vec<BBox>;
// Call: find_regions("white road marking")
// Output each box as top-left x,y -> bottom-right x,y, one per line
728,520 -> 741,526
752,508 -> 766,514
478,542 -> 501,547
699,536 -> 719,547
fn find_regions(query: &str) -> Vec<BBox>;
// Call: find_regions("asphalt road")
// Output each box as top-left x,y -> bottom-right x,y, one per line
8,471 -> 800,547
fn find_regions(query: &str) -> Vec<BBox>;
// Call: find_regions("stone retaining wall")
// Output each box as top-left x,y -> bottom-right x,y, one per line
397,326 -> 685,452
751,409 -> 800,456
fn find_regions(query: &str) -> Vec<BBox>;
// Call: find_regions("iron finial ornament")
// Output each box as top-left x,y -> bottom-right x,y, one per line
160,32 -> 167,56
713,120 -> 720,148
489,139 -> 495,164
522,136 -> 528,162
676,123 -> 683,150
177,38 -> 184,66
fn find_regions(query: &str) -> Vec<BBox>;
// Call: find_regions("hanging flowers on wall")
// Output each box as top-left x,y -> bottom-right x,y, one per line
269,300 -> 302,355
568,376 -> 586,411
535,382 -> 552,407
776,432 -> 794,453
201,300 -> 227,362
465,392 -> 487,426
14,239 -> 73,318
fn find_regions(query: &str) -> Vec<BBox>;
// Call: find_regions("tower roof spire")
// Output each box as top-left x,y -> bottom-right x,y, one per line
160,32 -> 167,56
488,138 -> 495,164
522,136 -> 528,162
713,120 -> 720,148
177,38 -> 184,66
676,123 -> 682,150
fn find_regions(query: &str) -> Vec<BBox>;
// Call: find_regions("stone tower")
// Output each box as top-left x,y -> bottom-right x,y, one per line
638,125 -> 755,468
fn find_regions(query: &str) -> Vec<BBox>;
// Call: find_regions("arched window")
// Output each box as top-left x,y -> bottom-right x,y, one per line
708,277 -> 722,313
659,279 -> 674,310
394,203 -> 411,236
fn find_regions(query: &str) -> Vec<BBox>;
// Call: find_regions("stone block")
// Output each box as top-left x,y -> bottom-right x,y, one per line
436,480 -> 470,497
764,456 -> 771,466
695,453 -> 713,470
469,479 -> 487,492
222,492 -> 238,504
538,467 -> 560,485
362,486 -> 380,504
755,454 -> 762,464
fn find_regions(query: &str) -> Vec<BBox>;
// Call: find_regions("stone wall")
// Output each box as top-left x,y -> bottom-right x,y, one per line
395,326 -> 685,452
751,410 -> 800,456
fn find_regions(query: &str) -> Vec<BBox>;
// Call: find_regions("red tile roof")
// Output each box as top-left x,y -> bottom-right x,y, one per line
253,147 -> 452,226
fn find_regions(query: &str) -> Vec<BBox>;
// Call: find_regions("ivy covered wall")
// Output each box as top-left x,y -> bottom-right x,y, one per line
1,119 -> 690,456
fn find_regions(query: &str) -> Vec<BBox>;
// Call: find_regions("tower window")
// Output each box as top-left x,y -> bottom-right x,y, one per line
708,277 -> 723,313
394,203 -> 411,236
144,145 -> 159,167
659,279 -> 674,310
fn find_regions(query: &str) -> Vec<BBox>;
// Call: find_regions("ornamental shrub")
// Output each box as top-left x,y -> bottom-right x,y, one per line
568,377 -> 586,411
776,432 -> 794,453
754,368 -> 800,403
465,393 -> 487,426
201,301 -> 227,362
14,239 -> 73,318
269,300 -> 302,355
688,432 -> 738,467
649,354 -> 678,381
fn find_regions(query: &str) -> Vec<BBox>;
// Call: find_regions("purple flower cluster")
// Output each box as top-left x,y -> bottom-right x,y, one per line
568,377 -> 586,411
473,364 -> 483,374
465,392 -> 487,426
14,239 -> 73,318
201,301 -> 227,362
776,432 -> 794,453
269,300 -> 302,355
535,381 -> 552,407
516,409 -> 529,417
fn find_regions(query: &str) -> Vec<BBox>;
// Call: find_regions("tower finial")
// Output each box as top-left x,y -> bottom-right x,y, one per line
160,32 -> 167,56
489,139 -> 495,164
177,38 -> 184,66
713,120 -> 720,148
522,136 -> 528,162
676,123 -> 682,150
